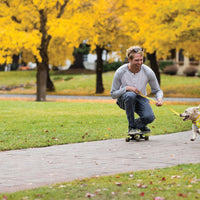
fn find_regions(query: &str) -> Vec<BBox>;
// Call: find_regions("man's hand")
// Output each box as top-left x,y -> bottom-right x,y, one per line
156,98 -> 163,106
126,86 -> 140,94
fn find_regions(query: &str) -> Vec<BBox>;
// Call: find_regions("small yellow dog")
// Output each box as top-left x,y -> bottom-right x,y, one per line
180,105 -> 200,141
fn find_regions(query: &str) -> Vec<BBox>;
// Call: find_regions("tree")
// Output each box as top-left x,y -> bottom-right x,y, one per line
151,0 -> 200,60
84,0 -> 129,93
0,0 -> 86,101
120,0 -> 200,84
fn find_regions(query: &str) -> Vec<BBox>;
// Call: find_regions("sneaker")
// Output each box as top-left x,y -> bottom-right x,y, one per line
128,128 -> 140,135
140,126 -> 151,133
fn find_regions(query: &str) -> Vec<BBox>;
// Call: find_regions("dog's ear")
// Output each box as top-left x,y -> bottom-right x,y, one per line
195,106 -> 200,112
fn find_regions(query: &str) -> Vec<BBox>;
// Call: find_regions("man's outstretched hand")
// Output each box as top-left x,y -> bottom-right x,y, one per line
156,98 -> 163,106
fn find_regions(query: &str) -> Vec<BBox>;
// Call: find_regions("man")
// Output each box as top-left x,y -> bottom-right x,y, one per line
110,46 -> 163,135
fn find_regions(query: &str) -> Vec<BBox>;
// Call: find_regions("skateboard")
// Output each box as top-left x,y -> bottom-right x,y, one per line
125,132 -> 150,142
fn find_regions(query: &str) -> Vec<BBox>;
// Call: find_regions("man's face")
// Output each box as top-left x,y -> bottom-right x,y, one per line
129,53 -> 143,70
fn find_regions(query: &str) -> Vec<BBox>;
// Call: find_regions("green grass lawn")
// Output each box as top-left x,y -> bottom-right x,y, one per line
0,70 -> 199,198
0,70 -> 199,97
0,101 -> 194,151
1,163 -> 200,199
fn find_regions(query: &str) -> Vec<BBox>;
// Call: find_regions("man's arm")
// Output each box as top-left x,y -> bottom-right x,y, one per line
147,69 -> 163,106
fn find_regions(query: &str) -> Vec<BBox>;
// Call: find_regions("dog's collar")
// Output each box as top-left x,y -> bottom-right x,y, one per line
193,115 -> 200,128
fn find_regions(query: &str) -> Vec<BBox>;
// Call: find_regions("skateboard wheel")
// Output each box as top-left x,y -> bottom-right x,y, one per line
144,135 -> 149,140
134,135 -> 140,141
125,137 -> 130,142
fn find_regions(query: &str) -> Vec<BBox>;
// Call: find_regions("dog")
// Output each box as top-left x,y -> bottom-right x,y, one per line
180,105 -> 200,141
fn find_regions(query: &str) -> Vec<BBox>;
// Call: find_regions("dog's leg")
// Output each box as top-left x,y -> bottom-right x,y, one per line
191,124 -> 197,141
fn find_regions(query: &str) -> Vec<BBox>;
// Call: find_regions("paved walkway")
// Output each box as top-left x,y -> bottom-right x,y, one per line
0,131 -> 199,194
0,94 -> 200,102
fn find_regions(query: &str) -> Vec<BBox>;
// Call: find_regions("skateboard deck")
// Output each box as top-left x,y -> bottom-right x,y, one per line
125,131 -> 150,142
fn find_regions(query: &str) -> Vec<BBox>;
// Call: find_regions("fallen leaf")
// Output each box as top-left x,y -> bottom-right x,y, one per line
59,185 -> 66,188
95,189 -> 101,194
178,193 -> 187,197
153,197 -> 165,200
136,183 -> 147,188
115,182 -> 122,186
161,177 -> 166,181
85,193 -> 96,198
190,178 -> 200,183
171,175 -> 181,179
142,185 -> 148,188
2,196 -> 7,200
140,192 -> 145,196
136,183 -> 142,188
22,197 -> 29,200
80,184 -> 88,187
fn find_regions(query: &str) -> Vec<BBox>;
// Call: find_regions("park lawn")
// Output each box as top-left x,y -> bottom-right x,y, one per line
0,71 -> 199,97
0,72 -> 199,199
0,100 -> 194,151
1,163 -> 200,199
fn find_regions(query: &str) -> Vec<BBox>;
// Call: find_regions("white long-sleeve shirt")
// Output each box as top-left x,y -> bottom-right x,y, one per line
110,63 -> 163,99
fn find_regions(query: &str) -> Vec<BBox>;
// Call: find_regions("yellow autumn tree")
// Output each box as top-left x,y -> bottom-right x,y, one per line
136,0 -> 200,59
120,0 -> 200,83
152,0 -> 200,60
83,0 -> 131,93
0,0 -> 90,101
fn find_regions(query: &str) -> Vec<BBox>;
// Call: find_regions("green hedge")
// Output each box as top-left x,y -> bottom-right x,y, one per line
103,61 -> 123,72
158,60 -> 173,71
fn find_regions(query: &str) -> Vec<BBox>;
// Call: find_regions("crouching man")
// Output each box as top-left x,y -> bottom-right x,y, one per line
110,46 -> 163,135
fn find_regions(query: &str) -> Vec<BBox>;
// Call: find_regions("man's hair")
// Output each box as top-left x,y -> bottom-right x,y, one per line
126,46 -> 144,59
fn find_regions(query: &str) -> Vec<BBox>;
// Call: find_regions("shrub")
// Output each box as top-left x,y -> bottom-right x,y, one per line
158,60 -> 173,71
103,61 -> 123,72
183,66 -> 198,76
190,61 -> 199,66
163,65 -> 178,75
178,61 -> 184,65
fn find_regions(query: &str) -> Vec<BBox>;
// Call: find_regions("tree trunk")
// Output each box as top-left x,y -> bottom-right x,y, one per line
36,9 -> 53,101
36,63 -> 47,101
147,51 -> 161,85
11,54 -> 19,70
46,68 -> 55,91
95,46 -> 104,93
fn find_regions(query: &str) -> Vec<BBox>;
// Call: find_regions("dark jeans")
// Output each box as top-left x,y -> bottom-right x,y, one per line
117,92 -> 155,130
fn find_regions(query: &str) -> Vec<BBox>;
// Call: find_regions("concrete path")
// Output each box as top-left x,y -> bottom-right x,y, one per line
0,94 -> 200,102
0,131 -> 199,194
